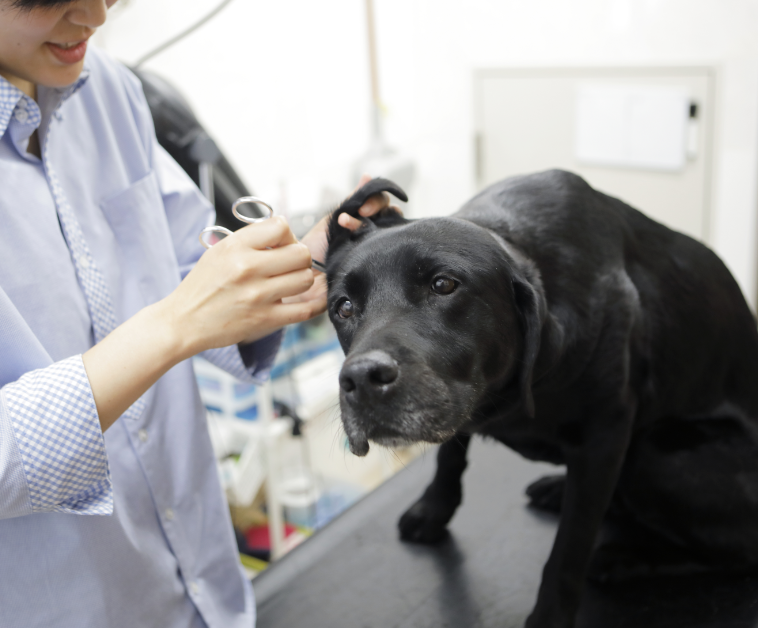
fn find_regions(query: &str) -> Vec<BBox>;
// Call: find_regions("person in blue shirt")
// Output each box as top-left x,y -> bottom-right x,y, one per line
0,0 -> 386,626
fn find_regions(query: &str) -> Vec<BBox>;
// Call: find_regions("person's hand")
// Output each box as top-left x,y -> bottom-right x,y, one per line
289,175 -> 400,313
335,173 -> 401,232
84,216 -> 319,432
299,173 -> 400,274
160,215 -> 320,352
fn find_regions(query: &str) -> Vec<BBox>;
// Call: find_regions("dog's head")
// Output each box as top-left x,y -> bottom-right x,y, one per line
326,179 -> 546,456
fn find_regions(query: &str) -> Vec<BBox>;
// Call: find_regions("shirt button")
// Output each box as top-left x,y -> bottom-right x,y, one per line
14,109 -> 28,123
189,581 -> 199,596
79,256 -> 91,270
164,508 -> 175,521
138,429 -> 148,443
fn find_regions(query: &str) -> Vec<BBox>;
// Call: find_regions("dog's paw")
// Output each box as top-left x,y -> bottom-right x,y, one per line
398,499 -> 452,544
525,474 -> 565,514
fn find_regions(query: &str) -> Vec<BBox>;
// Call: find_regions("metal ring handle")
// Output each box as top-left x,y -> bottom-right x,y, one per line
232,196 -> 274,224
199,225 -> 234,249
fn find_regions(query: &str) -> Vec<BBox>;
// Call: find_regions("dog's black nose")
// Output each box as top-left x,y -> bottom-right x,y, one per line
339,350 -> 399,397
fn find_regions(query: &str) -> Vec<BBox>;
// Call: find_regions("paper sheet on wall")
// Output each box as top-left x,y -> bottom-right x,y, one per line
575,84 -> 690,172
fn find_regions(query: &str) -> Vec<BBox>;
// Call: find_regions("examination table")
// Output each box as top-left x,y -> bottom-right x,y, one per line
254,439 -> 758,628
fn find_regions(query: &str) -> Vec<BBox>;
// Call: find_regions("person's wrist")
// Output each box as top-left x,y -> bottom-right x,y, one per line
142,298 -> 197,365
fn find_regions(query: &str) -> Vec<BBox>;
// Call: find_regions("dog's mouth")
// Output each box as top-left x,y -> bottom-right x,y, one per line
337,351 -> 483,456
345,427 -> 370,457
342,409 -> 460,457
343,421 -> 400,457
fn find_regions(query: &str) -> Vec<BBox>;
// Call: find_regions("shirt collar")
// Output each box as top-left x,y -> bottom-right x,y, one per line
0,59 -> 91,138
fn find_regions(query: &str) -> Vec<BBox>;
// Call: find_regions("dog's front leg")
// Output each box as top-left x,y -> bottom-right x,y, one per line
526,408 -> 634,628
398,432 -> 472,543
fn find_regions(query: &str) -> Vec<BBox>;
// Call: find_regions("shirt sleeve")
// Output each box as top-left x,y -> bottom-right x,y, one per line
0,355 -> 111,521
201,331 -> 283,384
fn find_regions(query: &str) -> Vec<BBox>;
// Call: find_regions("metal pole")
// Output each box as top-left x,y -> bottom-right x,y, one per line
365,0 -> 382,143
260,380 -> 285,560
198,162 -> 215,204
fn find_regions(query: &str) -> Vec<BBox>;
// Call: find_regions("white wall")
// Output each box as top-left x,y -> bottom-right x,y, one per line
96,0 -> 758,307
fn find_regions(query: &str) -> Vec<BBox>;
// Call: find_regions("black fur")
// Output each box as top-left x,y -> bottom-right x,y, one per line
325,171 -> 758,628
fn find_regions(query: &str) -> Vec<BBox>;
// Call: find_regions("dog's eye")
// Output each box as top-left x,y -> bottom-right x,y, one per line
337,299 -> 355,319
431,276 -> 457,295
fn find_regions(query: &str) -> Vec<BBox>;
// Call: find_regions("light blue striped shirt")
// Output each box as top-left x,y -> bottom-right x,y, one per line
0,46 -> 279,627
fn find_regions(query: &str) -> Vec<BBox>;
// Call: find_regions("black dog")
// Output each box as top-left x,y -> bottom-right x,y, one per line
324,171 -> 758,628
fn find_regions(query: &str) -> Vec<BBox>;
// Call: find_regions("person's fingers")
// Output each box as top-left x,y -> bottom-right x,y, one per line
351,173 -> 398,218
339,204 -> 404,232
334,174 -> 402,233
338,213 -> 364,231
259,268 -> 315,302
351,173 -> 388,217
358,191 -> 390,217
232,215 -> 298,250
283,273 -> 327,307
270,300 -> 325,327
248,242 -> 313,278
299,215 -> 329,266
240,298 -> 323,344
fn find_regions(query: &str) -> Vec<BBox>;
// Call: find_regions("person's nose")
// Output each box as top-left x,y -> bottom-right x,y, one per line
67,0 -> 110,30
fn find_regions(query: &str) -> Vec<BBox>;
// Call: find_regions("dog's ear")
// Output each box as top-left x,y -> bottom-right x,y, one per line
327,178 -> 408,253
511,268 -> 547,418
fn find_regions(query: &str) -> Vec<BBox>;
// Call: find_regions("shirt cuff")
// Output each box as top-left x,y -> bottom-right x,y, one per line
2,355 -> 112,515
201,331 -> 283,384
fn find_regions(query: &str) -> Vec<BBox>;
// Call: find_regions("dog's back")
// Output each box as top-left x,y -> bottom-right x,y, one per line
457,169 -> 758,423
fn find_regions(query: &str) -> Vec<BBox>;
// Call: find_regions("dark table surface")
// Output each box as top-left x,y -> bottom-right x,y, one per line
254,438 -> 758,628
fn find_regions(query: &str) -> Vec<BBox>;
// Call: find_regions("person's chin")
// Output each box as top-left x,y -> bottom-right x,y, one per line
38,61 -> 86,89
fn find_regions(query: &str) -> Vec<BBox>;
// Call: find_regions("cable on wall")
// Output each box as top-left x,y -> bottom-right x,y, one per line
134,0 -> 236,69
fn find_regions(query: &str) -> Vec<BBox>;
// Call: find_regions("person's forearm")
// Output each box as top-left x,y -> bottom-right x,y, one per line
82,300 -> 193,432
80,218 -> 316,433
80,190 -> 387,434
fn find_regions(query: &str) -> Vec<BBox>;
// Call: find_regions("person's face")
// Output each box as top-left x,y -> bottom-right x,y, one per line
0,0 -> 116,94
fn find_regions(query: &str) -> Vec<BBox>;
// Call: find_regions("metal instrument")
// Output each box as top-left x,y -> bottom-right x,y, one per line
199,196 -> 326,273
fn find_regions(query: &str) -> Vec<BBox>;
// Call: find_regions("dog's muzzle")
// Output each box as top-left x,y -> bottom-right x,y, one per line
339,350 -> 399,455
